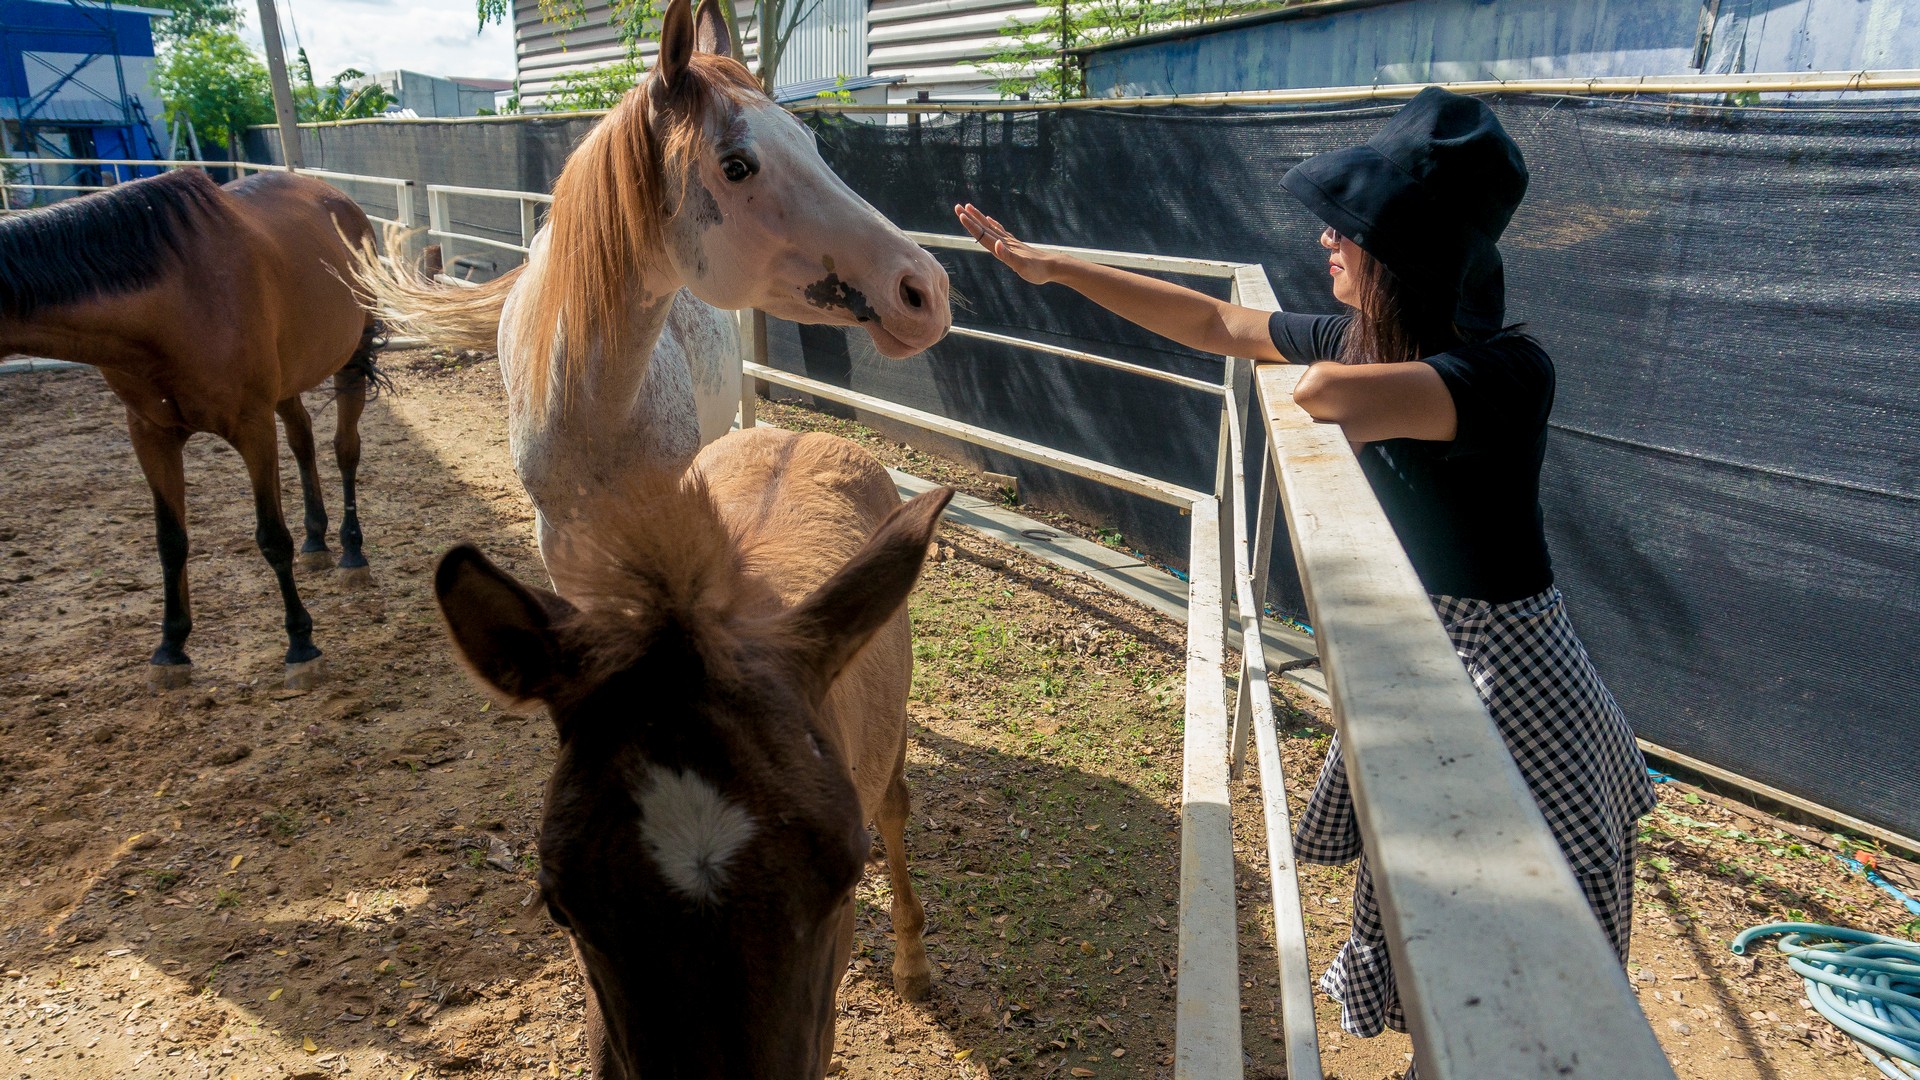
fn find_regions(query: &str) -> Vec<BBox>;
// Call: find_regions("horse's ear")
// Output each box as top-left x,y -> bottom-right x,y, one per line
777,488 -> 953,703
435,545 -> 578,709
694,0 -> 733,58
656,0 -> 696,92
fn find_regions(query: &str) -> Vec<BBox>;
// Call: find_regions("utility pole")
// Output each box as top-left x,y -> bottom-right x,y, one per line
254,0 -> 305,169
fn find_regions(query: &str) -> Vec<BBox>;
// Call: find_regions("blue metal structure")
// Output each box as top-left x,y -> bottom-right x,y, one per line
1079,0 -> 1920,98
0,0 -> 165,193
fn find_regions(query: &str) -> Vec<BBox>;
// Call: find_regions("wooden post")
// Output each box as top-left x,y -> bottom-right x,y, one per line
254,0 -> 305,169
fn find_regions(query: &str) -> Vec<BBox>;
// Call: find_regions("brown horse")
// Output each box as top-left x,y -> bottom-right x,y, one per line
0,168 -> 385,689
436,427 -> 948,1079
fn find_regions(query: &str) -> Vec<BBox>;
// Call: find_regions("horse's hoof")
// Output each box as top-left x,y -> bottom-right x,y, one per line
148,662 -> 193,691
893,967 -> 931,1002
336,565 -> 373,590
284,656 -> 327,690
297,549 -> 334,571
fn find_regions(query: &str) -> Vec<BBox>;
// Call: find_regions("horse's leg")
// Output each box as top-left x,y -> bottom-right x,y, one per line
276,396 -> 332,570
331,366 -> 372,588
878,759 -> 932,1001
127,414 -> 193,690
231,417 -> 324,687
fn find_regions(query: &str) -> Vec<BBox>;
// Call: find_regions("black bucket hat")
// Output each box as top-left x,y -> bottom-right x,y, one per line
1280,87 -> 1528,336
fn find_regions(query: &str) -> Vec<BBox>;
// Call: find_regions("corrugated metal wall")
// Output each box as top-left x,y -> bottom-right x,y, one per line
514,0 -> 763,110
512,0 -> 1046,108
868,0 -> 1046,101
1084,0 -> 1920,97
778,0 -> 869,83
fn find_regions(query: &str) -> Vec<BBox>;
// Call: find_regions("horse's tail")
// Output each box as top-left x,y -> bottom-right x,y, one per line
342,318 -> 398,400
347,224 -> 519,354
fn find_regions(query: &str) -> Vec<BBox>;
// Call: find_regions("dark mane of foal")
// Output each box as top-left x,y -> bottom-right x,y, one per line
0,168 -> 222,320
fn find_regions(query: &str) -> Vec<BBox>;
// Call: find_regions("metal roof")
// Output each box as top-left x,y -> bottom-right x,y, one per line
771,73 -> 905,103
0,98 -> 131,123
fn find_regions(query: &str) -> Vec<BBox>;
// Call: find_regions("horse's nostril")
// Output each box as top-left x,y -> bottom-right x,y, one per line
900,278 -> 924,310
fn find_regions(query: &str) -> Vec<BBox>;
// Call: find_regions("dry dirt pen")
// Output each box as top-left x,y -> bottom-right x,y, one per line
1,352 -> 1914,1080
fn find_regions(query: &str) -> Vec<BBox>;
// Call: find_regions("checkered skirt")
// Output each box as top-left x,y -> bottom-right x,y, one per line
1294,586 -> 1656,1043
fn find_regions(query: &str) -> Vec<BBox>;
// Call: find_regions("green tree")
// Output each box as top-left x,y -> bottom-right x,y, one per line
145,0 -> 242,47
981,0 -> 1284,99
293,51 -> 397,121
153,29 -> 274,153
547,58 -> 644,111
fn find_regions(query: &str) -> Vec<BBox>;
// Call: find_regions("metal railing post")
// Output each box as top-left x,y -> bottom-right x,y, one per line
520,198 -> 540,248
740,309 -> 767,429
427,188 -> 449,268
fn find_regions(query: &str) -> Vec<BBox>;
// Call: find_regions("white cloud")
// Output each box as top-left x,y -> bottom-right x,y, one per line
239,0 -> 517,83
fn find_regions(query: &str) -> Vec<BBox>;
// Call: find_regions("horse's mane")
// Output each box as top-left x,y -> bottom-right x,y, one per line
0,169 -> 223,320
543,469 -> 748,677
513,53 -> 765,415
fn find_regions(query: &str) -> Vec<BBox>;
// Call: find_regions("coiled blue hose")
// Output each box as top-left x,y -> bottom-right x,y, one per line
1731,923 -> 1920,1079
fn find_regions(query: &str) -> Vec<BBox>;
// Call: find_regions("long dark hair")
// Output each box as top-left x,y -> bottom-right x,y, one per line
1336,245 -> 1467,366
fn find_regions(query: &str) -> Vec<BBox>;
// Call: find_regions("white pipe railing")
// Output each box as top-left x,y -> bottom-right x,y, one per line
741,235 -> 1304,1079
745,230 -> 1679,1080
424,183 -> 552,272
0,158 -> 414,230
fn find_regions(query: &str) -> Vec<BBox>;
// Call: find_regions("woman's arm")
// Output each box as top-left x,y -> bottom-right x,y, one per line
955,204 -> 1283,362
1293,361 -> 1457,443
956,203 -> 1458,444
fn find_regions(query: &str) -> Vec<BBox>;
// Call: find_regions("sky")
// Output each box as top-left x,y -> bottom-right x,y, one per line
238,0 -> 519,84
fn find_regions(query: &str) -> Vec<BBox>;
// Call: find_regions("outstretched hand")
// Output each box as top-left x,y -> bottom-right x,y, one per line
954,203 -> 1056,285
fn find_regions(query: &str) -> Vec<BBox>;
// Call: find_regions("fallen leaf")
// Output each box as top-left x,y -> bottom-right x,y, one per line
229,854 -> 244,872
954,1048 -> 973,1062
303,1036 -> 318,1053
1071,1070 -> 1096,1077
268,988 -> 284,1001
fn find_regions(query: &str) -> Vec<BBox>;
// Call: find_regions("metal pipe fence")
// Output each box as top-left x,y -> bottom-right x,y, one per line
245,175 -> 1679,1080
0,158 -> 413,230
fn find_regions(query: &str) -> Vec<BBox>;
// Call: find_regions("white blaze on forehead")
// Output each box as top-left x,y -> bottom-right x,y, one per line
635,765 -> 757,904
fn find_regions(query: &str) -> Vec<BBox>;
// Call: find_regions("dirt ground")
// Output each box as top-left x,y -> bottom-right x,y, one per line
1,353 -> 1915,1080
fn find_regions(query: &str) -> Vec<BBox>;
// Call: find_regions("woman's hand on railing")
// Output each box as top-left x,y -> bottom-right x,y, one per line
954,203 -> 1058,285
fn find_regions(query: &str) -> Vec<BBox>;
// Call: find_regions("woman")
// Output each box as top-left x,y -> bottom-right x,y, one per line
956,88 -> 1654,1070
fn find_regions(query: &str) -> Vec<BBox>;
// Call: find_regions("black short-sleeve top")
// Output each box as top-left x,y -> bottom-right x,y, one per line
1268,310 -> 1555,604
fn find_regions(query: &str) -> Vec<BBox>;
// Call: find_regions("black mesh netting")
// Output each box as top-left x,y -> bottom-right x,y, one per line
250,97 -> 1920,840
785,97 -> 1919,841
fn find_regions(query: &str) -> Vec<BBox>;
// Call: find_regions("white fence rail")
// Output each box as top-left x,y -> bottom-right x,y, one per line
0,159 -> 413,230
745,230 -> 1680,1080
425,184 -> 552,276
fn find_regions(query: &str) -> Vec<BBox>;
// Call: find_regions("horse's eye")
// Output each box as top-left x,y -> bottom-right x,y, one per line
721,154 -> 756,183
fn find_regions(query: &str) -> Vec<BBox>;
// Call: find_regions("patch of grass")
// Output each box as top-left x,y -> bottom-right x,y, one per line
261,810 -> 302,838
145,868 -> 183,890
215,887 -> 240,909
